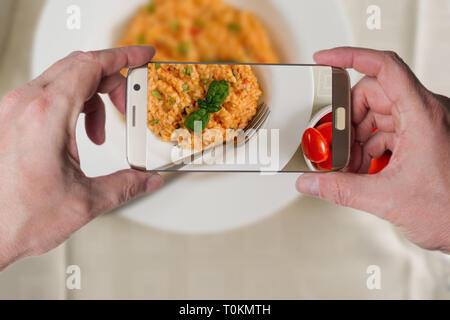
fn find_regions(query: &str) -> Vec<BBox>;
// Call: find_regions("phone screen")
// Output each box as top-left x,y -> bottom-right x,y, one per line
138,62 -> 339,172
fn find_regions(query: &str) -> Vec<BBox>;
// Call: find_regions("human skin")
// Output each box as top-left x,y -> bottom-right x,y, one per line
0,46 -> 163,270
296,47 -> 450,254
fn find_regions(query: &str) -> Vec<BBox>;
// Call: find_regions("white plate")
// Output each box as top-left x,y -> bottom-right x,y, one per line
147,64 -> 314,172
32,0 -> 353,233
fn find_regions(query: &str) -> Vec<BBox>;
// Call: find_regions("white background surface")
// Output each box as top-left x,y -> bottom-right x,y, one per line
0,0 -> 448,299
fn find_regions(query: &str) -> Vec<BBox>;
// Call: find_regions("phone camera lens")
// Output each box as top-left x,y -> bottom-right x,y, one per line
133,84 -> 141,91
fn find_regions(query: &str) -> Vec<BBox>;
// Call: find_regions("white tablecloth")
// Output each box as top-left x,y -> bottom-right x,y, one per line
0,0 -> 449,299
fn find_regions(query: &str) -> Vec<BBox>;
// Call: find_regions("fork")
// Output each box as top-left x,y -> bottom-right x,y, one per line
154,102 -> 270,171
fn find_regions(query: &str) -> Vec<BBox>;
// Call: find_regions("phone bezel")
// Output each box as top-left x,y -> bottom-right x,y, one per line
126,62 -> 351,172
126,66 -> 148,171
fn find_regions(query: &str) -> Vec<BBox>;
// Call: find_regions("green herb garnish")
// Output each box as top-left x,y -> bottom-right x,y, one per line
184,80 -> 229,132
228,22 -> 240,33
194,19 -> 205,28
170,21 -> 180,32
151,119 -> 159,124
154,63 -> 161,70
177,42 -> 190,56
137,34 -> 146,45
184,108 -> 210,132
183,66 -> 193,76
202,78 -> 209,85
204,79 -> 229,106
169,97 -> 175,104
182,84 -> 190,92
146,3 -> 155,13
151,90 -> 163,99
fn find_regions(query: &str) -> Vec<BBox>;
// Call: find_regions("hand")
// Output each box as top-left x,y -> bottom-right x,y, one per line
0,46 -> 163,270
296,47 -> 450,253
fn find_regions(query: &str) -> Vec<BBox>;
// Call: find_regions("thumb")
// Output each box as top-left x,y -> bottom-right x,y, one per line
296,172 -> 385,215
88,169 -> 163,217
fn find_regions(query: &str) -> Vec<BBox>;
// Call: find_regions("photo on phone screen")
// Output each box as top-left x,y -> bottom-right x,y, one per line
126,62 -> 350,172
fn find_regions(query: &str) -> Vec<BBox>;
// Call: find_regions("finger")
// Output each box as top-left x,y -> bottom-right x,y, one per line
345,141 -> 363,173
89,46 -> 154,77
355,110 -> 395,143
88,170 -> 163,217
46,46 -> 154,110
351,76 -> 392,124
98,73 -> 127,114
84,94 -> 105,145
314,47 -> 420,106
359,131 -> 396,173
296,172 -> 389,216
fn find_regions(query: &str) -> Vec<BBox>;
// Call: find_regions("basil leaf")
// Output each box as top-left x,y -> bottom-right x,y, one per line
206,80 -> 229,106
184,109 -> 210,132
198,99 -> 209,109
184,80 -> 229,132
198,99 -> 221,113
206,104 -> 222,113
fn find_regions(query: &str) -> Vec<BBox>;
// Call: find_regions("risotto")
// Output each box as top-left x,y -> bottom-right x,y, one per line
147,63 -> 262,149
119,0 -> 278,149
118,0 -> 279,63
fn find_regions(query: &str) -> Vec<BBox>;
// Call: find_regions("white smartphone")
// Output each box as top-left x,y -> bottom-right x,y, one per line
126,62 -> 350,172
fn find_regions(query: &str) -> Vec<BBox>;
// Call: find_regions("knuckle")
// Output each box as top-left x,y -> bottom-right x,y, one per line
428,95 -> 447,124
69,50 -> 83,57
70,50 -> 102,77
383,50 -> 401,62
74,178 -> 97,221
27,95 -> 52,115
383,50 -> 408,71
321,174 -> 352,207
118,175 -> 141,204
1,87 -> 25,106
72,50 -> 97,64
72,193 -> 94,221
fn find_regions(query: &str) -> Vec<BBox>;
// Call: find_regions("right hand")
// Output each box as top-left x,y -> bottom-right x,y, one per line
296,47 -> 450,253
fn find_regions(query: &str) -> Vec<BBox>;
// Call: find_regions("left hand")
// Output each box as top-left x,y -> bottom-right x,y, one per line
0,46 -> 163,270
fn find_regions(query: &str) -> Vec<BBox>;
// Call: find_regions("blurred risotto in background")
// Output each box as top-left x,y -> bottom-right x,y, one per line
118,0 -> 279,63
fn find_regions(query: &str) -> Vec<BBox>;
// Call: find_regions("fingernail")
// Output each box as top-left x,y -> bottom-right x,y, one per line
146,174 -> 163,192
296,174 -> 320,197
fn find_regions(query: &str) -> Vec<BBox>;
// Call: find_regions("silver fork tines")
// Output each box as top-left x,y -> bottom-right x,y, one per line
239,102 -> 269,145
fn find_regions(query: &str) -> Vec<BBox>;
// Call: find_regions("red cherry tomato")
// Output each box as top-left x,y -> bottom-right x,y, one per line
369,151 -> 391,174
315,153 -> 332,171
318,112 -> 333,125
302,128 -> 329,163
316,122 -> 332,146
